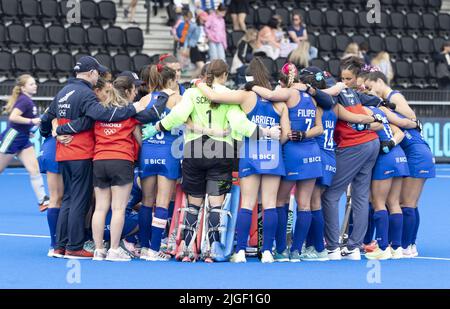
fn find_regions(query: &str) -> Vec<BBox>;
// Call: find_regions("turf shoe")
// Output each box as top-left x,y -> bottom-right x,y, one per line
289,250 -> 301,262
301,249 -> 329,261
93,248 -> 107,261
261,250 -> 274,263
105,247 -> 131,262
273,249 -> 289,262
365,247 -> 392,260
390,247 -> 403,259
64,249 -> 94,259
230,250 -> 246,263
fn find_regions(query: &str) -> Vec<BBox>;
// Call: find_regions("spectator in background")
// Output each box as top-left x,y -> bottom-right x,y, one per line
287,13 -> 318,60
124,0 -> 139,24
172,10 -> 194,62
205,4 -> 228,61
371,51 -> 394,85
341,42 -> 362,60
229,0 -> 249,31
255,17 -> 281,60
186,11 -> 210,77
201,0 -> 224,11
231,29 -> 259,74
288,40 -> 311,70
359,41 -> 371,64
436,41 -> 450,90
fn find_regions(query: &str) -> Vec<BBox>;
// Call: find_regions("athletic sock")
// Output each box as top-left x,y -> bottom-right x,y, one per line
162,200 -> 175,239
412,208 -> 420,245
364,204 -> 375,244
401,207 -> 416,249
389,213 -> 403,250
138,205 -> 153,248
183,204 -> 201,246
47,208 -> 60,248
150,207 -> 168,252
373,210 -> 389,250
262,208 -> 278,252
311,209 -> 325,252
275,204 -> 288,253
235,208 -> 253,252
291,211 -> 312,252
30,174 -> 46,203
348,209 -> 354,235
208,205 -> 222,245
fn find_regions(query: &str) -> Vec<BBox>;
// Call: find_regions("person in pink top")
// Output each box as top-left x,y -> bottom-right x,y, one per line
204,4 -> 227,61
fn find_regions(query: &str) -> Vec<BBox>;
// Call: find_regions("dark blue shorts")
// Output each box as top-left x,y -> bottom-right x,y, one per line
38,137 -> 60,174
316,149 -> 336,187
0,128 -> 32,155
372,145 -> 410,180
403,143 -> 436,179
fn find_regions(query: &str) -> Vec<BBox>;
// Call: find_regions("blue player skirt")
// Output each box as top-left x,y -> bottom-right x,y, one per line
0,128 -> 32,155
239,139 -> 285,178
139,143 -> 181,180
283,140 -> 322,181
38,137 -> 60,174
316,149 -> 336,187
372,145 -> 410,180
403,143 -> 435,179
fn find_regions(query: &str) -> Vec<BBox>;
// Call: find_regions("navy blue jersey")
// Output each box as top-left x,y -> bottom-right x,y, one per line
316,107 -> 337,151
289,91 -> 316,141
368,106 -> 393,142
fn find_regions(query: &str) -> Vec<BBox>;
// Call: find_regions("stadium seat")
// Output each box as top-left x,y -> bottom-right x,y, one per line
27,24 -> 46,49
113,54 -> 133,74
405,12 -> 422,35
80,0 -> 98,25
380,0 -> 395,12
259,56 -> 277,79
400,37 -> 417,58
347,0 -> 363,11
13,51 -> 33,74
427,0 -> 442,13
1,0 -> 19,22
106,26 -> 125,51
374,12 -> 390,35
389,12 -> 406,35
86,26 -> 105,51
433,37 -> 445,53
20,0 -> 40,22
358,11 -> 373,35
330,0 -> 347,10
385,36 -> 401,54
95,53 -> 113,71
125,27 -> 144,52
67,25 -> 87,51
34,51 -> 53,77
411,60 -> 429,87
229,31 -> 245,51
0,24 -> 7,50
54,51 -> 74,77
341,10 -> 357,33
74,52 -> 90,63
0,51 -> 13,78
257,7 -> 272,26
351,35 -> 366,46
417,36 -> 433,56
437,13 -> 450,36
422,12 -> 437,35
133,53 -> 151,73
275,57 -> 287,72
310,58 -> 326,71
98,0 -> 117,26
47,24 -> 66,50
318,34 -> 335,56
368,36 -> 385,54
335,34 -> 352,53
7,24 -> 27,48
394,60 -> 411,86
40,0 -> 60,24
281,1 -> 296,10
38,80 -> 63,97
245,6 -> 256,27
324,10 -> 340,32
411,0 -> 427,13
58,0 -> 70,23
307,9 -> 323,30
327,58 -> 341,78
274,7 -> 290,27
308,33 -> 317,49
396,0 -> 410,11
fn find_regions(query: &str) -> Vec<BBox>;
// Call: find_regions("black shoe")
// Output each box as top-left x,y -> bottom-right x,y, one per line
153,5 -> 158,16
124,8 -> 129,19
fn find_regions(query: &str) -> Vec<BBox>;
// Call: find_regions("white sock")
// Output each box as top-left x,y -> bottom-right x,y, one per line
30,174 -> 46,203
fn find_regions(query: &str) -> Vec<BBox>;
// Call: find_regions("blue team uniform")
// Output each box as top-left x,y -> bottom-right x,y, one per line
370,106 -> 410,180
316,108 -> 337,187
239,95 -> 285,177
139,92 -> 182,180
283,91 -> 322,181
38,137 -> 60,174
386,91 -> 435,178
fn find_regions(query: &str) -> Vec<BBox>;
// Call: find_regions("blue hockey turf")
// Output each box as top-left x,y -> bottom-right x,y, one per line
1,167 -> 450,289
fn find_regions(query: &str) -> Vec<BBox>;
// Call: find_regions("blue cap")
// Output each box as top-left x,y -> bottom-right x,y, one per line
73,56 -> 108,74
117,71 -> 144,86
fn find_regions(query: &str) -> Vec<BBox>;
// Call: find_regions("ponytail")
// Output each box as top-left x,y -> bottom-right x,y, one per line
4,74 -> 33,114
102,76 -> 134,108
149,65 -> 163,92
205,59 -> 229,109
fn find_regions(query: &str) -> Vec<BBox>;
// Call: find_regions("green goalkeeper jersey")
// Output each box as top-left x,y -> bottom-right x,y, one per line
160,84 -> 256,145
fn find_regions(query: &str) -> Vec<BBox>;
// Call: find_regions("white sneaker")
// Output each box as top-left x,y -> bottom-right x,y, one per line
390,247 -> 403,259
106,247 -> 131,262
47,248 -> 54,257
261,250 -> 274,263
341,247 -> 361,260
402,246 -> 413,258
410,244 -> 418,257
93,248 -> 107,261
143,248 -> 171,261
140,247 -> 150,260
327,248 -> 342,261
230,250 -> 247,263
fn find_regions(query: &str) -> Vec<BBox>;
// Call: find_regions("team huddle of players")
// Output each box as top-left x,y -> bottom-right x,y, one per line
0,54 -> 435,263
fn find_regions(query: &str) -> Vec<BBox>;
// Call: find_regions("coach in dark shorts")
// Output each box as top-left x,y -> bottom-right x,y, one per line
229,0 -> 250,31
